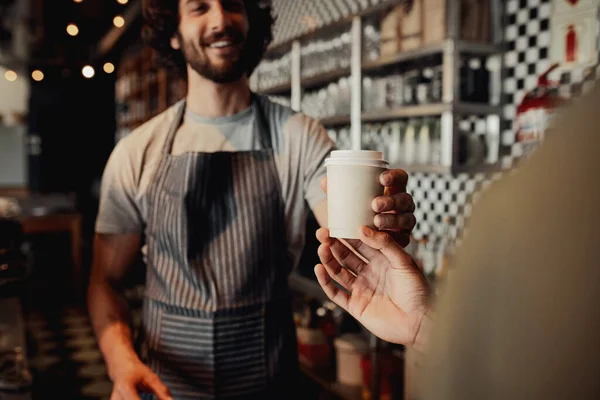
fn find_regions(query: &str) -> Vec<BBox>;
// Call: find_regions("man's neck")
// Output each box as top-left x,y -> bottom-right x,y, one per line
186,69 -> 252,118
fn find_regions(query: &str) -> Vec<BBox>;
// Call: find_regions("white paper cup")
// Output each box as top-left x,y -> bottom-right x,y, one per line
325,150 -> 389,239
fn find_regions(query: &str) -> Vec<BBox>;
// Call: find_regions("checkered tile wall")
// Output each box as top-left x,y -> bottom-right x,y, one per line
503,0 -> 600,159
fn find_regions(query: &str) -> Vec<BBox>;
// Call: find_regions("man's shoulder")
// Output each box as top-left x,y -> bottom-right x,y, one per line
115,101 -> 182,155
257,95 -> 325,135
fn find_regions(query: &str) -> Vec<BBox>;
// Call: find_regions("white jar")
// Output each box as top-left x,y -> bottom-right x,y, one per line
334,334 -> 369,387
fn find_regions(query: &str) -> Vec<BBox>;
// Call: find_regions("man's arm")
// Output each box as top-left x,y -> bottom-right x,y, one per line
88,233 -> 171,399
87,232 -> 141,379
312,199 -> 328,228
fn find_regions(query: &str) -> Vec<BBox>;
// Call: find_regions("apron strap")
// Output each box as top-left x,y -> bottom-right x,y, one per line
251,92 -> 273,150
161,100 -> 186,155
161,93 -> 273,155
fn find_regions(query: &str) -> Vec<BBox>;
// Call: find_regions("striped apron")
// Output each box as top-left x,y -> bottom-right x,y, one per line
140,98 -> 299,399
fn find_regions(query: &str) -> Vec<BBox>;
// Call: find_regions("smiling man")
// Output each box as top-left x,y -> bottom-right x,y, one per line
87,1 -> 417,399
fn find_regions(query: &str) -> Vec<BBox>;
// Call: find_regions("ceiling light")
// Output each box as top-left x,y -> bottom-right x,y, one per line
103,62 -> 115,74
67,24 -> 79,36
117,0 -> 128,4
73,0 -> 83,3
113,16 -> 125,28
82,65 -> 95,78
4,70 -> 17,82
32,70 -> 44,81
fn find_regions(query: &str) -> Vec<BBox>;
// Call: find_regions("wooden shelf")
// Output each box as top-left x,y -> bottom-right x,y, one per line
320,114 -> 351,127
363,40 -> 503,73
363,103 -> 450,121
302,67 -> 351,89
257,81 -> 292,95
317,102 -> 501,127
258,40 -> 501,96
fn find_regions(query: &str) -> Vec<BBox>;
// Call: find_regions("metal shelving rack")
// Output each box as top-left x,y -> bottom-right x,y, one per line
264,1 -> 505,399
252,0 -> 506,176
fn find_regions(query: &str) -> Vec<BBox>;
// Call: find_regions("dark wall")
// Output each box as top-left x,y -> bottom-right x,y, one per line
27,68 -> 117,237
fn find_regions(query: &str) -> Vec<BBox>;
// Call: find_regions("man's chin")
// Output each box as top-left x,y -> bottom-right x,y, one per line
208,68 -> 245,84
189,58 -> 246,83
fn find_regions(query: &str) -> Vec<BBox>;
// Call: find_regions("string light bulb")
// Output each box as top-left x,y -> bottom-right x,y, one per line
32,70 -> 44,81
113,16 -> 125,28
117,0 -> 128,4
66,24 -> 79,36
82,65 -> 95,78
4,70 -> 17,82
103,62 -> 115,74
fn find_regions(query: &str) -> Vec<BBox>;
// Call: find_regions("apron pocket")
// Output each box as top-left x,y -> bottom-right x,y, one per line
214,309 -> 268,398
154,305 -> 268,399
155,311 -> 216,398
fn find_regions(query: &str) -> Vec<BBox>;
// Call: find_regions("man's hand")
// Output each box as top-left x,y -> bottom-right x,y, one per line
314,226 -> 430,348
109,355 -> 172,400
320,168 -> 416,247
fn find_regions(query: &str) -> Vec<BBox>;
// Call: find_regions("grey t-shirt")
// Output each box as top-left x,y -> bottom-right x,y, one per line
95,96 -> 335,268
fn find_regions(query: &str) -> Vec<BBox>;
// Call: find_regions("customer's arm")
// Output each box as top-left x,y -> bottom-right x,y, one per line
314,226 -> 431,351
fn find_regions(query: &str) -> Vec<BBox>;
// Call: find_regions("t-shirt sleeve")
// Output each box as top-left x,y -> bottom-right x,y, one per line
95,139 -> 144,234
300,116 -> 336,209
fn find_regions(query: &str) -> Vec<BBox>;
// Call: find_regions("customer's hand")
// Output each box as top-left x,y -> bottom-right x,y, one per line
321,169 -> 416,247
314,226 -> 430,347
109,356 -> 172,400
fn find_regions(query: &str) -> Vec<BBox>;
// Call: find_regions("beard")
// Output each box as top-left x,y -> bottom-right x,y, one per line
179,28 -> 249,84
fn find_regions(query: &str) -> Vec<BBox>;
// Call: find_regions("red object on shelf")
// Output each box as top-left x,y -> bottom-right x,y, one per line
515,63 -> 567,145
360,355 -> 394,400
566,25 -> 577,63
296,327 -> 331,369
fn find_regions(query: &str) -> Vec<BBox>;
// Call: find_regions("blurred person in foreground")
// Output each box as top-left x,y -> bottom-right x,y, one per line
87,0 -> 416,399
315,87 -> 600,399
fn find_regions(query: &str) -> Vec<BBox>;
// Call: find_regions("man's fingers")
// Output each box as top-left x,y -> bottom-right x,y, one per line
320,176 -> 327,194
143,374 -> 172,400
327,236 -> 369,274
374,213 -> 416,232
389,232 -> 411,248
359,227 -> 416,269
372,192 -> 415,214
318,244 -> 356,291
314,264 -> 349,310
380,169 -> 408,195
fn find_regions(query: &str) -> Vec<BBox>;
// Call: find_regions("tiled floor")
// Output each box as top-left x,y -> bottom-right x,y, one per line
15,233 -> 146,400
25,304 -> 113,400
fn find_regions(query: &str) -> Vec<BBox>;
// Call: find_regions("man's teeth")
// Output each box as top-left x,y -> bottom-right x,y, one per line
210,41 -> 232,48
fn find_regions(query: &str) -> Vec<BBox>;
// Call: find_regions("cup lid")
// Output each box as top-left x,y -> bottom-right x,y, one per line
324,150 -> 389,168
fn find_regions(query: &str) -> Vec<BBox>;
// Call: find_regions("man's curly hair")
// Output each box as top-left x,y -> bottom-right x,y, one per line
142,0 -> 275,78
